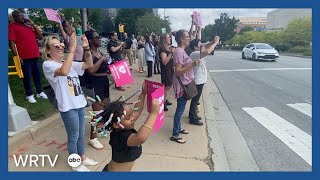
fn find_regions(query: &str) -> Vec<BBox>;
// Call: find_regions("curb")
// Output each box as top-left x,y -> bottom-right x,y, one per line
8,113 -> 61,152
203,76 -> 230,171
203,72 -> 260,171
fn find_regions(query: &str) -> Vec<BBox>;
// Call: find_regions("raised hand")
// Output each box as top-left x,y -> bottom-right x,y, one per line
69,32 -> 77,52
82,34 -> 89,48
151,99 -> 160,115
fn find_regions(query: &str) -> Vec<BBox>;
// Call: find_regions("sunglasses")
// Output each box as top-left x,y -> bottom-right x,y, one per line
50,43 -> 65,49
93,36 -> 101,39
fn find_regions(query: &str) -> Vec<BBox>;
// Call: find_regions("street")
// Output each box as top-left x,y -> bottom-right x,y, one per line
206,50 -> 312,171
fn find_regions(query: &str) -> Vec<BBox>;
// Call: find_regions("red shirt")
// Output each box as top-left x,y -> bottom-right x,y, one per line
8,22 -> 40,59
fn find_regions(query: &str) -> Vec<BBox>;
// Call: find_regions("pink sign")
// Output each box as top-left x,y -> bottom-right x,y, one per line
145,80 -> 165,133
192,11 -> 202,27
44,8 -> 61,23
108,60 -> 134,87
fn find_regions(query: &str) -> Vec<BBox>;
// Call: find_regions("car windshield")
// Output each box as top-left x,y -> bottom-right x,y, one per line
255,44 -> 273,49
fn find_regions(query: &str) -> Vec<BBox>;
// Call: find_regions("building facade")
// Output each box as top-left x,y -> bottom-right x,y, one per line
266,9 -> 311,30
236,17 -> 267,33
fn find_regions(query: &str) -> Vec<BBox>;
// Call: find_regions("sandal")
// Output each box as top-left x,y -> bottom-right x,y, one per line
170,136 -> 186,144
180,129 -> 189,134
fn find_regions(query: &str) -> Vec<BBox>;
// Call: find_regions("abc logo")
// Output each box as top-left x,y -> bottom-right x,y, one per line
67,154 -> 81,168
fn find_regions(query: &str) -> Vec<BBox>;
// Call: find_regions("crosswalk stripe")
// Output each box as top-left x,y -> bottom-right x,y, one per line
242,107 -> 312,166
287,103 -> 312,117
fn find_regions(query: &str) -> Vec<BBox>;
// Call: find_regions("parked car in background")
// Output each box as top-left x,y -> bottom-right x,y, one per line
242,43 -> 279,61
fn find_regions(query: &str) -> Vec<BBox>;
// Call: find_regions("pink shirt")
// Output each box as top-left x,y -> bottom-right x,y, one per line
172,47 -> 195,99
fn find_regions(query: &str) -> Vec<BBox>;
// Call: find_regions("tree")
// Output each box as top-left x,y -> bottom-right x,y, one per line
240,26 -> 254,34
136,13 -> 171,35
114,8 -> 153,35
282,17 -> 312,46
213,13 -> 239,43
87,9 -> 103,32
27,8 -> 80,33
27,8 -> 55,29
59,8 -> 80,23
202,24 -> 216,42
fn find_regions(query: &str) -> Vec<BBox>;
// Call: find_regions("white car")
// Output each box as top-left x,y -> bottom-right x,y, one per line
242,43 -> 279,61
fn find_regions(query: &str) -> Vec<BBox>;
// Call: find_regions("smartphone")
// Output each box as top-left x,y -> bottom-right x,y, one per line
107,57 -> 113,65
76,36 -> 82,46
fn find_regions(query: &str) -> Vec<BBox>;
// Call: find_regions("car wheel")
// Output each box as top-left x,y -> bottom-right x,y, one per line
242,52 -> 245,59
252,53 -> 256,61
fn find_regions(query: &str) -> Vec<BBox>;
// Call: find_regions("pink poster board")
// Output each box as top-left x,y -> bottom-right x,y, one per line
44,8 -> 61,23
145,80 -> 165,133
108,60 -> 134,87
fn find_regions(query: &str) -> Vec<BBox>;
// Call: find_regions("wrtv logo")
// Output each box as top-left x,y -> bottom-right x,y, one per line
13,154 -> 59,167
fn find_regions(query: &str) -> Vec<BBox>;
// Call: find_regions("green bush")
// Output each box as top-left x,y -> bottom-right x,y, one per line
288,46 -> 312,56
230,45 -> 245,51
273,43 -> 292,52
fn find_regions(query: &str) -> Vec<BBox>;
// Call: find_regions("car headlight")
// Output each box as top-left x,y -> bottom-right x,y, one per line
258,51 -> 263,54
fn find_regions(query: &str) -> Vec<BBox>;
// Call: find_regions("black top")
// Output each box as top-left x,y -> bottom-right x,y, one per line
82,51 -> 109,86
109,129 -> 142,163
92,51 -> 109,73
107,40 -> 122,62
124,38 -> 133,49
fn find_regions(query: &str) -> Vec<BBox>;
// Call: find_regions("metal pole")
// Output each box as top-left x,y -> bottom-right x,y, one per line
80,8 -> 88,32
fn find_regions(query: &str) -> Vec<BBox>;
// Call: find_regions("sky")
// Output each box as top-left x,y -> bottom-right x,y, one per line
158,8 -> 276,31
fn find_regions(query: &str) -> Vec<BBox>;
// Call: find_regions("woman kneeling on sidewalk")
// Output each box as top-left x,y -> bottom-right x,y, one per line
99,82 -> 160,171
42,33 -> 98,172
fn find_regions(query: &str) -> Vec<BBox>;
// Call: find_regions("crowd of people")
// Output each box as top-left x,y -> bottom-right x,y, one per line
8,9 -> 220,172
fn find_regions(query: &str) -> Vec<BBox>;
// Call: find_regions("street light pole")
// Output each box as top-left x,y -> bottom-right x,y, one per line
80,8 -> 88,32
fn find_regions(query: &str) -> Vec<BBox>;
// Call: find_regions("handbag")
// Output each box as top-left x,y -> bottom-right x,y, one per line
177,77 -> 198,100
43,84 -> 95,109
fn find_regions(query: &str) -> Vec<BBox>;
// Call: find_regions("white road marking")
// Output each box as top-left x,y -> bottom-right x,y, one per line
209,68 -> 311,73
305,100 -> 312,104
242,107 -> 312,166
287,103 -> 312,117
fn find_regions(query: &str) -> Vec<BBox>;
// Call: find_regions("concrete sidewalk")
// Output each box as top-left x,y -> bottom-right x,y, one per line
8,62 -> 211,172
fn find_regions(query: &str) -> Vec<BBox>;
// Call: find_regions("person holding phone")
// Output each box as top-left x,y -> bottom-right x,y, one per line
9,10 -> 48,104
188,36 -> 220,124
57,20 -> 83,62
171,29 -> 202,144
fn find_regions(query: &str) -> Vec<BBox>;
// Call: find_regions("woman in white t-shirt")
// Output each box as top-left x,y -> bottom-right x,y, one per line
188,36 -> 220,123
42,33 -> 97,172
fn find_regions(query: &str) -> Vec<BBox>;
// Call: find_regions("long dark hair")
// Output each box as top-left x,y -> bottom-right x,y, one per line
159,33 -> 169,53
84,29 -> 96,48
144,34 -> 152,49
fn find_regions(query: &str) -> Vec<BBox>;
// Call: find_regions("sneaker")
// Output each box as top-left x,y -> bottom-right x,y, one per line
82,157 -> 98,166
72,164 -> 90,172
189,121 -> 204,126
89,138 -> 104,149
36,92 -> 48,99
26,95 -> 37,103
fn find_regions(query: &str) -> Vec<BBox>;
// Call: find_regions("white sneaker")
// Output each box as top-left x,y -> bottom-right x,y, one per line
88,138 -> 104,149
36,92 -> 48,99
26,95 -> 37,103
72,164 -> 90,172
82,157 -> 98,166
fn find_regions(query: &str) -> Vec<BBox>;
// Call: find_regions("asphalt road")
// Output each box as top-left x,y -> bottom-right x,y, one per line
206,50 -> 312,171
